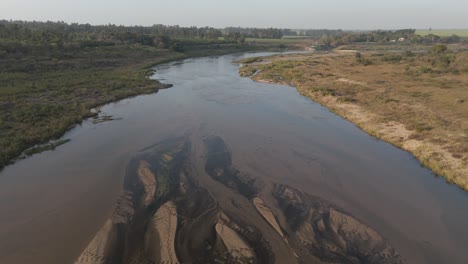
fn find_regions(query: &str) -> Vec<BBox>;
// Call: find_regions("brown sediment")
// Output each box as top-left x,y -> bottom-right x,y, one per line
74,220 -> 116,264
145,201 -> 178,264
202,136 -> 402,263
74,136 -> 403,264
74,192 -> 133,264
215,223 -> 255,259
252,197 -> 285,238
272,184 -> 403,264
137,160 -> 156,207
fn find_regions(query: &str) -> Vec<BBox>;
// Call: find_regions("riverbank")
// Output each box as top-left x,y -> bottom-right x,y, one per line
3,51 -> 468,264
238,46 -> 468,190
0,41 -> 294,170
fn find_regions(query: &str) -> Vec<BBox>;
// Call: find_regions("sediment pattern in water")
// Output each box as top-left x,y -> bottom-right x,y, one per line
75,136 -> 402,264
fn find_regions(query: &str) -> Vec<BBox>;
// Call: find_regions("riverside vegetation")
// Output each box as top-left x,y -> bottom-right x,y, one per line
239,43 -> 468,190
0,21 -> 297,169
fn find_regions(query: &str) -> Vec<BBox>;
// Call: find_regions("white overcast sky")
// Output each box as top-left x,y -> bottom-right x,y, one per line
0,0 -> 467,29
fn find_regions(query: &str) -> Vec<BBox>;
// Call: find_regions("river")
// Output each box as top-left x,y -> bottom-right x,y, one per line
0,52 -> 467,264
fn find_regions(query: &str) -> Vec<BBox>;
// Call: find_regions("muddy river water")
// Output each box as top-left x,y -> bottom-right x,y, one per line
0,52 -> 467,264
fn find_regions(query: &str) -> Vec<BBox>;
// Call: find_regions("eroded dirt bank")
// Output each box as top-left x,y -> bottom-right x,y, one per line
238,51 -> 468,190
74,136 -> 402,264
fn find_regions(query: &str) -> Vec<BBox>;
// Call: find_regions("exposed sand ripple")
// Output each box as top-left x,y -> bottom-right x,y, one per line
215,223 -> 255,259
74,220 -> 115,264
75,192 -> 134,264
145,201 -> 179,264
111,191 -> 134,223
74,136 -> 403,264
274,184 -> 403,264
253,197 -> 285,238
137,160 -> 157,207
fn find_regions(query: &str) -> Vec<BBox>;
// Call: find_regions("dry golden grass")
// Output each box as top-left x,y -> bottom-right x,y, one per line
240,46 -> 468,190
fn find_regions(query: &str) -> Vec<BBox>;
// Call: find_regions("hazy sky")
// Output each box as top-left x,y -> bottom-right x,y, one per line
0,0 -> 466,29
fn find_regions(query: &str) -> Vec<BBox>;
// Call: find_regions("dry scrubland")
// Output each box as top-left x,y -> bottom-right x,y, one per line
239,45 -> 468,190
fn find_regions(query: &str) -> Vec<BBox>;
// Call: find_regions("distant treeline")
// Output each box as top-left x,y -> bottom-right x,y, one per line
224,27 -> 284,39
0,20 -> 291,45
288,29 -> 344,38
0,20 -> 224,40
1,20 -> 310,54
0,20 -> 231,53
223,28 -> 345,39
317,29 -> 465,48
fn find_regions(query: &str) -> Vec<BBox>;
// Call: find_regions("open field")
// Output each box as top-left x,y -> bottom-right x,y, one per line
416,29 -> 468,41
239,45 -> 468,190
416,29 -> 468,37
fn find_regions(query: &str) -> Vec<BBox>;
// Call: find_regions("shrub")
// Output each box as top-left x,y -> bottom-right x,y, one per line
355,52 -> 372,65
404,51 -> 415,57
382,54 -> 403,63
337,96 -> 357,102
170,42 -> 184,52
431,44 -> 448,54
419,66 -> 432,73
359,58 -> 373,66
432,54 -> 452,68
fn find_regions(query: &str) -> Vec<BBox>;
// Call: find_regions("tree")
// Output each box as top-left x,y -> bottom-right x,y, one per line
318,34 -> 332,47
153,35 -> 171,49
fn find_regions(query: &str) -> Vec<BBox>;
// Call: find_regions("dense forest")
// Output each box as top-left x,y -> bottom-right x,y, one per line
0,20 -> 228,53
0,20 -> 225,39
